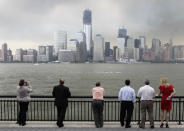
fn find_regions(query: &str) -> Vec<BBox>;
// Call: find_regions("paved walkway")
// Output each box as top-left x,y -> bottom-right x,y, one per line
0,127 -> 184,131
0,121 -> 183,131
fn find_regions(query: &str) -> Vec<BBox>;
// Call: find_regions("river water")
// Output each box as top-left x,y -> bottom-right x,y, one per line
0,63 -> 183,96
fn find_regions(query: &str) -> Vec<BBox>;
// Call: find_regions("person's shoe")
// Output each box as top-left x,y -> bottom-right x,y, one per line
58,123 -> 64,128
121,123 -> 124,127
160,123 -> 164,128
22,122 -> 26,126
166,123 -> 169,128
96,125 -> 100,128
125,125 -> 131,128
58,125 -> 64,128
150,125 -> 154,129
139,125 -> 145,129
99,124 -> 103,128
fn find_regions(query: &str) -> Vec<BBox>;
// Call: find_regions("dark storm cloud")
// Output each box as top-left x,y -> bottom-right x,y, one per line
0,0 -> 184,50
116,0 -> 184,43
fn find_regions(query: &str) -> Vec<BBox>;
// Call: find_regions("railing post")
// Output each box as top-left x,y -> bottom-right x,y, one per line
178,98 -> 182,125
17,101 -> 19,122
137,98 -> 141,125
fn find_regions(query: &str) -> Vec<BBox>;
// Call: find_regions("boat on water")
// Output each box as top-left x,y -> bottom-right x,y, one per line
33,63 -> 39,65
52,61 -> 60,63
117,58 -> 140,64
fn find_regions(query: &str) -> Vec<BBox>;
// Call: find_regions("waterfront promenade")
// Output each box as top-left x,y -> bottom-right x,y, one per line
0,122 -> 183,131
0,95 -> 184,130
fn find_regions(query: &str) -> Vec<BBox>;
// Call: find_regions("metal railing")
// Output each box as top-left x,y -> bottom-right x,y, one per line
0,95 -> 183,124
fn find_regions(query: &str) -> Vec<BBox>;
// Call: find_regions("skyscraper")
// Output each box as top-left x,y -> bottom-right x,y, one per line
134,39 -> 140,48
23,49 -> 37,63
116,27 -> 127,61
127,37 -> 134,59
37,45 -> 53,62
7,49 -> 13,62
127,37 -> 134,49
14,49 -> 23,62
139,36 -> 146,48
1,43 -> 8,62
152,38 -> 161,55
118,28 -> 127,38
54,31 -> 67,54
68,39 -> 81,62
46,46 -> 53,62
134,39 -> 140,60
152,38 -> 162,61
117,37 -> 126,60
38,46 -> 46,55
76,32 -> 87,62
162,43 -> 173,62
105,42 -> 110,57
113,46 -> 118,58
37,46 -> 47,62
83,9 -> 93,59
93,34 -> 104,62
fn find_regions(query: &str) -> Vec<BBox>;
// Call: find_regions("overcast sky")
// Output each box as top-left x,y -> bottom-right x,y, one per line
0,0 -> 184,51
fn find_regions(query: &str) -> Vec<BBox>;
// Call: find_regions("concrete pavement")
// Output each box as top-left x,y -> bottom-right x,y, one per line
0,121 -> 183,131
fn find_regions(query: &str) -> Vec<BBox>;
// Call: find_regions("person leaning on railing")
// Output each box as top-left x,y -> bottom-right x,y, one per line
92,82 -> 104,128
118,79 -> 136,128
158,77 -> 176,128
52,78 -> 71,128
137,79 -> 155,129
16,79 -> 32,126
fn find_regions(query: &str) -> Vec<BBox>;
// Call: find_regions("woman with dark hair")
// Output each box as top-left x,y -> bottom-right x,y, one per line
17,79 -> 32,126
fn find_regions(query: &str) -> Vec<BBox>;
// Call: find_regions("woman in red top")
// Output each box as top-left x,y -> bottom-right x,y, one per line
158,77 -> 176,128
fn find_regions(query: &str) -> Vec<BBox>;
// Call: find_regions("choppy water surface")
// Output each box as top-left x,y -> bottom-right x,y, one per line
0,63 -> 183,95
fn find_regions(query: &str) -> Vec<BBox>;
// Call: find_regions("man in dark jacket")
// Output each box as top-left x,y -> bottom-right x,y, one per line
52,79 -> 71,127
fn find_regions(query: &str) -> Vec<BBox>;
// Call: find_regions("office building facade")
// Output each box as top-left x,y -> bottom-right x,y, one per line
1,43 -> 8,62
54,31 -> 67,54
93,34 -> 104,62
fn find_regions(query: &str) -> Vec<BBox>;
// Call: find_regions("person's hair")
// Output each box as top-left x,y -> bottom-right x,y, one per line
145,79 -> 150,85
59,79 -> 64,85
96,82 -> 101,87
161,77 -> 169,87
125,79 -> 130,86
24,81 -> 28,86
19,79 -> 24,86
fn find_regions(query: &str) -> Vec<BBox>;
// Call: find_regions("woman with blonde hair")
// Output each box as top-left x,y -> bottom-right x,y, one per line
158,77 -> 176,128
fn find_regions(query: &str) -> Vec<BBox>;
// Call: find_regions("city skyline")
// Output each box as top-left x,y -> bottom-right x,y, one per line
0,0 -> 184,52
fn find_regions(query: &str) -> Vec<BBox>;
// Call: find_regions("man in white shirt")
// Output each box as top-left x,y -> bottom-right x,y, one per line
137,79 -> 155,129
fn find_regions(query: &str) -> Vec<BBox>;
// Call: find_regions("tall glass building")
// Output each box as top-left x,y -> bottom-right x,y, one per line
83,9 -> 93,59
139,36 -> 146,48
1,43 -> 7,62
118,28 -> 127,38
54,31 -> 67,54
93,34 -> 104,62
117,37 -> 126,59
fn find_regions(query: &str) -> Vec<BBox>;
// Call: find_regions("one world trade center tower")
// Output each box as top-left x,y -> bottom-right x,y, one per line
83,9 -> 93,60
